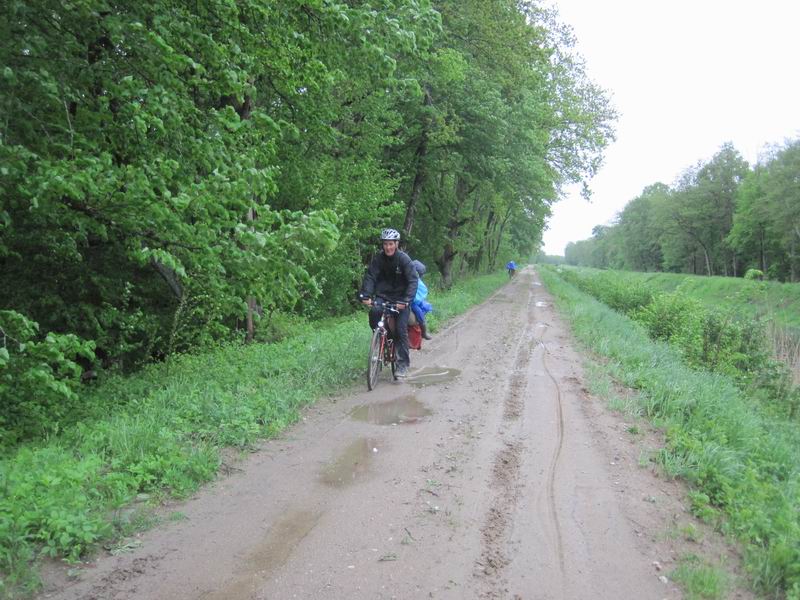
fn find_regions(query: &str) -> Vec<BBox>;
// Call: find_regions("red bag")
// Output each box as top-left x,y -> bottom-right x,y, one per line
408,324 -> 422,350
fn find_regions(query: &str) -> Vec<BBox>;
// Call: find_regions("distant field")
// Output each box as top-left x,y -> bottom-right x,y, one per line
561,267 -> 800,332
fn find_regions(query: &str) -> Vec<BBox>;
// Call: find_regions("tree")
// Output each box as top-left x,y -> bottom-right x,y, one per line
760,140 -> 800,281
616,183 -> 669,271
658,144 -> 748,276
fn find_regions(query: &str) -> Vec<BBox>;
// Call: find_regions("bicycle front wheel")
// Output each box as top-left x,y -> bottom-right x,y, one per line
388,340 -> 397,380
367,329 -> 383,390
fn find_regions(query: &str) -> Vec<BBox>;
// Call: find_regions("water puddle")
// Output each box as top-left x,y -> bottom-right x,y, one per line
407,366 -> 461,387
320,437 -> 380,488
351,395 -> 432,425
532,281 -> 543,286
205,509 -> 322,599
535,301 -> 549,308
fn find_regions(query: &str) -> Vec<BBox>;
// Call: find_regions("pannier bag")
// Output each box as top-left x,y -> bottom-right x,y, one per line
408,324 -> 422,350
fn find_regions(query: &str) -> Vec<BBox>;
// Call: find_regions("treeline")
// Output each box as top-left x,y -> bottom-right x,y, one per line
0,0 -> 613,443
565,140 -> 800,281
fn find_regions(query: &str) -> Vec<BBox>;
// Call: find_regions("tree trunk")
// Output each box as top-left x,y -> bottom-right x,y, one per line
703,248 -> 713,276
489,206 -> 514,268
245,206 -> 257,343
435,242 -> 457,288
402,88 -> 433,238
473,211 -> 495,271
151,259 -> 183,300
245,297 -> 257,343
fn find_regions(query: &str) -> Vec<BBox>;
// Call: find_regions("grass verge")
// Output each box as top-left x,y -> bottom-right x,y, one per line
539,266 -> 800,599
0,271 -> 508,597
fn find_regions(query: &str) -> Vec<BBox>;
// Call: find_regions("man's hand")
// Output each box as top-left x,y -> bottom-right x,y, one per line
396,302 -> 407,310
361,298 -> 372,307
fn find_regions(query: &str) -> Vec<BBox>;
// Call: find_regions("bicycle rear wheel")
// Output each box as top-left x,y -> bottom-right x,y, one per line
367,329 -> 383,390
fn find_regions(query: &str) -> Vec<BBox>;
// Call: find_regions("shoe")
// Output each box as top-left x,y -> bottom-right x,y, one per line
422,332 -> 433,340
395,365 -> 409,378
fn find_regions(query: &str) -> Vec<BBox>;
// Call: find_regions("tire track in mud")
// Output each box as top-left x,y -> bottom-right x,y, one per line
540,342 -> 566,579
476,289 -> 537,596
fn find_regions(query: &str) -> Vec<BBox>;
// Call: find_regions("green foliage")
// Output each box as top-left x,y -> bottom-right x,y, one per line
556,268 -> 653,314
744,268 -> 764,281
541,266 -> 800,597
0,311 -> 95,446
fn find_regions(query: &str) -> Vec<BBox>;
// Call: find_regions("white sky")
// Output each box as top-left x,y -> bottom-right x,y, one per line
542,0 -> 800,255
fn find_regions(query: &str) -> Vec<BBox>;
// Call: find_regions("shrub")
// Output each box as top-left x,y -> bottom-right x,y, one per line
744,268 -> 764,281
0,311 -> 95,447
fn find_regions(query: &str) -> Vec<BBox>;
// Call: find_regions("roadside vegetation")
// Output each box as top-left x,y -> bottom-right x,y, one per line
555,266 -> 800,417
540,265 -> 800,599
563,267 -> 800,331
0,272 -> 507,597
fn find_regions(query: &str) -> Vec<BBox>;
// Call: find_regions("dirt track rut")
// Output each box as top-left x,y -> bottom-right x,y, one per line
42,268 -> 699,599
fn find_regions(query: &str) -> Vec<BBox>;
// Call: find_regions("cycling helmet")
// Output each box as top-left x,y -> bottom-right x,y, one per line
412,260 -> 426,276
380,228 -> 401,241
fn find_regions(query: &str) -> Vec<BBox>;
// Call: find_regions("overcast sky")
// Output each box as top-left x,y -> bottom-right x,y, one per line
542,0 -> 800,255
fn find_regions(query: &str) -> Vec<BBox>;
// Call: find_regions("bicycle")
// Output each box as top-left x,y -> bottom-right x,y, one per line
363,297 -> 401,390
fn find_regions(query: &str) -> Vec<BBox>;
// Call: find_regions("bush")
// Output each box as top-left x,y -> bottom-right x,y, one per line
0,311 -> 95,448
744,268 -> 764,281
634,292 -> 703,343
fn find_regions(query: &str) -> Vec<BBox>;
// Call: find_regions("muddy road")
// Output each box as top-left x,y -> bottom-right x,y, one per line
43,269 -> 704,599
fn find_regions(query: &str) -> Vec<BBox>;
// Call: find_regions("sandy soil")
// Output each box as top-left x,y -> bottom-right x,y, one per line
39,268 -> 752,600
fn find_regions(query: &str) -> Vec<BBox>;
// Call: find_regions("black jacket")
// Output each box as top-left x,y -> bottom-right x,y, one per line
360,250 -> 419,304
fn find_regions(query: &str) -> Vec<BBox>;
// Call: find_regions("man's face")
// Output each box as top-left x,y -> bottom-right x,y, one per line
382,240 -> 398,256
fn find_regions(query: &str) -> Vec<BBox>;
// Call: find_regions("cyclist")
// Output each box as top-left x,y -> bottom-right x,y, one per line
360,228 -> 419,377
506,260 -> 517,277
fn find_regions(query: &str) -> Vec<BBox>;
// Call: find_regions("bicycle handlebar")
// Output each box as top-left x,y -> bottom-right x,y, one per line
359,295 -> 401,314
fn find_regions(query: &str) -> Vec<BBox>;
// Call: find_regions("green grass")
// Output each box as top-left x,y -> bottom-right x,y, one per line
539,266 -> 800,599
0,271 -> 508,597
671,554 -> 730,600
562,266 -> 800,333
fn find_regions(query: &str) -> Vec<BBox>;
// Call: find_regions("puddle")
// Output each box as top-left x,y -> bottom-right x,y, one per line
407,366 -> 461,386
205,509 -> 322,599
320,438 -> 380,488
351,395 -> 432,425
535,301 -> 549,308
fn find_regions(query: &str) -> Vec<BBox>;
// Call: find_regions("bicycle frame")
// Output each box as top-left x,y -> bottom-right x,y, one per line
366,298 -> 400,390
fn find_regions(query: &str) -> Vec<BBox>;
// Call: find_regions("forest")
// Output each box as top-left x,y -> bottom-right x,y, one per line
0,0 -> 615,446
565,140 -> 800,281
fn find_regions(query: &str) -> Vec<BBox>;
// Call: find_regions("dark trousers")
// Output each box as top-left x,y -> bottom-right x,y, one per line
369,305 -> 411,368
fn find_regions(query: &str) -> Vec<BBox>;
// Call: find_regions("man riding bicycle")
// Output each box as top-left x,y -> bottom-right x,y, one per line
359,228 -> 419,378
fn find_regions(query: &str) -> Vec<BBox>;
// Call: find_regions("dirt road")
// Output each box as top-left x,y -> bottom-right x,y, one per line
43,269 -> 705,599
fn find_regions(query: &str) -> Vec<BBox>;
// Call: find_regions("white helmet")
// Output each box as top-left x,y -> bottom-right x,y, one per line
380,228 -> 401,241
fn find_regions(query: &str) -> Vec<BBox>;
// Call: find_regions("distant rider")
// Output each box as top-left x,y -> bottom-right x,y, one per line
359,228 -> 419,377
506,260 -> 517,277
